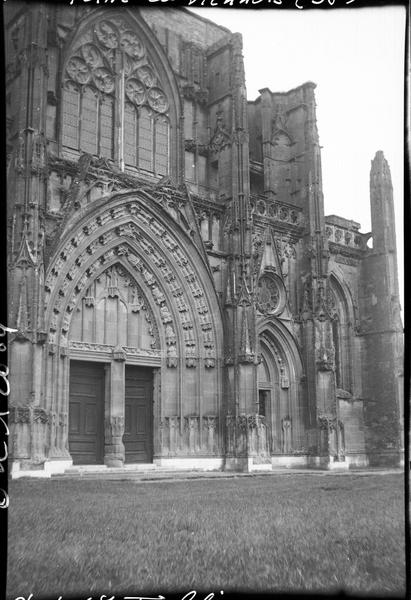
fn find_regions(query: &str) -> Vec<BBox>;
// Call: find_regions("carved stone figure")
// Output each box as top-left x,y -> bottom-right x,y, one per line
281,417 -> 292,454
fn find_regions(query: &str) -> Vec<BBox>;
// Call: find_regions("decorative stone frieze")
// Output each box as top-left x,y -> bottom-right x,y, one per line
251,195 -> 304,228
159,415 -> 219,456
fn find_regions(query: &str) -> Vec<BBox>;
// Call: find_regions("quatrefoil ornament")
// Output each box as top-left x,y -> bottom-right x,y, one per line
66,57 -> 90,85
95,21 -> 118,49
93,68 -> 115,94
120,31 -> 145,59
147,87 -> 169,113
81,44 -> 102,69
125,78 -> 146,105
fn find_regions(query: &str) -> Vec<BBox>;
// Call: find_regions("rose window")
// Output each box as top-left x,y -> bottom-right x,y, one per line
256,275 -> 282,314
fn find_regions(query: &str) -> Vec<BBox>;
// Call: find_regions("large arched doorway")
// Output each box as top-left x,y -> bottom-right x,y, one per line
258,321 -> 305,456
42,191 -> 223,469
67,262 -> 160,465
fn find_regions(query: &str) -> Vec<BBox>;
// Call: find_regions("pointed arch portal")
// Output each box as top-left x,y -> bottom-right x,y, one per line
258,320 -> 305,455
42,189 -> 223,466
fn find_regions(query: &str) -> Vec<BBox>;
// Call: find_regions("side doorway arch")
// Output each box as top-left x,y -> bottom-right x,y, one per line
258,321 -> 305,456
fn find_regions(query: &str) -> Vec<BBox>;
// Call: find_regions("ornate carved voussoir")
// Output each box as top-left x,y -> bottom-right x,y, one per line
60,344 -> 69,358
185,357 -> 198,368
10,406 -> 30,424
33,407 -> 49,424
166,343 -> 178,368
316,345 -> 335,371
318,414 -> 337,430
203,415 -> 217,431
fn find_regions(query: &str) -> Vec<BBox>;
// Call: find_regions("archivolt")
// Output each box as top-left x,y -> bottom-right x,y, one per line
328,272 -> 355,325
44,192 -> 223,366
258,318 -> 304,383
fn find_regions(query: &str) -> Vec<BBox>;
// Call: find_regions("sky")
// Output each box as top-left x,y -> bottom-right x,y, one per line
189,5 -> 406,309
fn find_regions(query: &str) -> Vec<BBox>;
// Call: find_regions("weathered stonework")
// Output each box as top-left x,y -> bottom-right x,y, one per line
6,5 -> 403,476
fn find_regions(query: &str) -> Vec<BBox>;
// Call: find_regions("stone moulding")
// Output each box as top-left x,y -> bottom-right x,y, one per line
44,194 -> 221,368
68,341 -> 162,365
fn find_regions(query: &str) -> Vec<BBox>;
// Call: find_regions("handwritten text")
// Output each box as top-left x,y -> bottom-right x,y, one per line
68,0 -> 356,6
0,324 -> 17,509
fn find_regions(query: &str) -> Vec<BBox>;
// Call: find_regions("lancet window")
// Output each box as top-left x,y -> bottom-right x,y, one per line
327,281 -> 353,393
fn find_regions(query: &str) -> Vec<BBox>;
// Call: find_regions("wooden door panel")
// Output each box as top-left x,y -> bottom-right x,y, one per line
124,367 -> 152,463
136,406 -> 147,434
124,404 -> 132,435
69,403 -> 81,434
69,362 -> 105,465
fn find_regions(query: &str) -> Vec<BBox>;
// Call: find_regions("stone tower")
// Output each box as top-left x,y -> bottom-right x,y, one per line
359,151 -> 403,466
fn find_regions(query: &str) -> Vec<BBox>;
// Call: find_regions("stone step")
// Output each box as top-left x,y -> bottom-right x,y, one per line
63,463 -> 159,475
52,463 -> 228,480
49,467 -> 402,482
52,470 -> 241,481
50,463 -> 404,481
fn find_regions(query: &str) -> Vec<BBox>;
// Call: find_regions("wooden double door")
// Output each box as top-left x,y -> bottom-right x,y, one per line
68,361 -> 153,465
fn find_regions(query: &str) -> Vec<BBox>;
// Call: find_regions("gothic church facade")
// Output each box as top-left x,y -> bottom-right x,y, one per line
6,4 -> 403,477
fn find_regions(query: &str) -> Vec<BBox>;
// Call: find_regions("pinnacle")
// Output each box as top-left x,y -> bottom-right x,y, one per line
370,150 -> 392,185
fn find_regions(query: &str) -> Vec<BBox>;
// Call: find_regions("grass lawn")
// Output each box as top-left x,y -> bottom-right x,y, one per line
7,473 -> 405,598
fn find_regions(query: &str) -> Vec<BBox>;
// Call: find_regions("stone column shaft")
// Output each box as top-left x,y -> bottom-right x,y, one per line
104,358 -> 125,467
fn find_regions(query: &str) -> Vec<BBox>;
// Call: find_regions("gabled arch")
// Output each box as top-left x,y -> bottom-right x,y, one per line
258,318 -> 304,382
271,130 -> 293,163
257,344 -> 276,388
328,272 -> 355,326
44,190 -> 223,366
257,318 -> 306,453
40,188 -> 224,462
271,129 -> 293,147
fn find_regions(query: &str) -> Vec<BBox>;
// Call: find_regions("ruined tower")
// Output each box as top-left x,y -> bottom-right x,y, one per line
359,151 -> 403,466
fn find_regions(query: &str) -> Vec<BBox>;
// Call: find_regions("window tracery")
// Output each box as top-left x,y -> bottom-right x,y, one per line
62,17 -> 170,175
328,280 -> 352,393
256,274 -> 285,315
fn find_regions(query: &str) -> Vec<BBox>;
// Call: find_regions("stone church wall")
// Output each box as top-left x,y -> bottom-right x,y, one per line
5,4 -> 403,477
